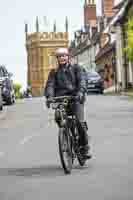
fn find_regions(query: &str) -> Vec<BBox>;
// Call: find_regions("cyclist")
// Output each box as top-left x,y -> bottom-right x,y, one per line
44,48 -> 92,159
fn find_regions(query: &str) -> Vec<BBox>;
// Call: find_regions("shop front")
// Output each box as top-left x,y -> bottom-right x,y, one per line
95,33 -> 116,89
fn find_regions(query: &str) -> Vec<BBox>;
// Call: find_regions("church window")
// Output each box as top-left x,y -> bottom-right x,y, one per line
48,55 -> 55,66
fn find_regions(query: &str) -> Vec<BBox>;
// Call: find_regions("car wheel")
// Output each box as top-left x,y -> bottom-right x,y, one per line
7,95 -> 13,105
100,89 -> 104,94
0,104 -> 3,111
12,95 -> 16,104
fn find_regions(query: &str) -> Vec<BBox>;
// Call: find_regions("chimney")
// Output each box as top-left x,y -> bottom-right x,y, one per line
84,0 -> 96,28
102,0 -> 114,18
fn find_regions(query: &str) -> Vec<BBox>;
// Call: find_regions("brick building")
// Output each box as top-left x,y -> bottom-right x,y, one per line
70,0 -> 98,71
102,0 -> 114,18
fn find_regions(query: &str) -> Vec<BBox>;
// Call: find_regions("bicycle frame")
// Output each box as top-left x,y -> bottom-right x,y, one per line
51,98 -> 80,156
47,96 -> 86,173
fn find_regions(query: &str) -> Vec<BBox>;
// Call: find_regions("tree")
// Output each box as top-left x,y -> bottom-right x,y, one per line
13,83 -> 22,99
125,16 -> 133,61
28,80 -> 32,86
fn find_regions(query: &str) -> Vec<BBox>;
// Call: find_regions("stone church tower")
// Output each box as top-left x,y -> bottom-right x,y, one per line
25,17 -> 69,97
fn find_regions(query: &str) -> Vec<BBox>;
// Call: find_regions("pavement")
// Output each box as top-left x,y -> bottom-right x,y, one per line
104,85 -> 133,98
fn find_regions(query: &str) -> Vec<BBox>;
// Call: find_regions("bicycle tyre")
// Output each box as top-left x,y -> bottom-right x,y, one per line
58,127 -> 72,174
74,125 -> 86,166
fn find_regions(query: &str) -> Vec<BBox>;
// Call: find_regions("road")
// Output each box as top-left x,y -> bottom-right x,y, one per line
0,95 -> 132,200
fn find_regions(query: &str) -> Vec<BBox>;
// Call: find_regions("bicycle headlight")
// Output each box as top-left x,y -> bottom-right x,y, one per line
63,98 -> 68,106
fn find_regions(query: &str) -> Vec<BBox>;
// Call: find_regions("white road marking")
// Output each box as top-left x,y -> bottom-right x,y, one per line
20,135 -> 34,145
19,121 -> 55,145
0,152 -> 5,157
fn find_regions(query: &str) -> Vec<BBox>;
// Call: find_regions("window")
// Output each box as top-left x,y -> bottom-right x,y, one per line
2,67 -> 8,76
0,67 -> 4,77
48,55 -> 56,66
0,66 -> 8,77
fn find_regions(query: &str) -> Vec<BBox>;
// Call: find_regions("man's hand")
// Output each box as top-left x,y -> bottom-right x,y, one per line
45,97 -> 53,108
45,100 -> 50,109
77,92 -> 84,104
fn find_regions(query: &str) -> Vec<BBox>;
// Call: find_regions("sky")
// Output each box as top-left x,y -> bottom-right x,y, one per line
114,0 -> 124,7
0,0 -> 101,90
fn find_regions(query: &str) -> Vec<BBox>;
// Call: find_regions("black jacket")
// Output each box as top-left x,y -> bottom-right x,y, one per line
44,64 -> 86,98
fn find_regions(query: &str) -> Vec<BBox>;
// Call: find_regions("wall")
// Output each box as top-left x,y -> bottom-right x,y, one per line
26,32 -> 68,96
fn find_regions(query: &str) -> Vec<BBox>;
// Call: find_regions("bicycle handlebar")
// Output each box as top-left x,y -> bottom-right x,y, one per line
47,95 -> 79,104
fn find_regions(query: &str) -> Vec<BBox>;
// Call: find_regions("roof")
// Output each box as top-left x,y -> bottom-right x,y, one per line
113,0 -> 132,24
113,0 -> 125,9
70,30 -> 100,57
95,42 -> 115,61
103,0 -> 130,34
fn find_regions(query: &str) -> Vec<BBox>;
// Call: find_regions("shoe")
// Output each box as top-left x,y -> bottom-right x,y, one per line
82,152 -> 92,160
80,145 -> 92,160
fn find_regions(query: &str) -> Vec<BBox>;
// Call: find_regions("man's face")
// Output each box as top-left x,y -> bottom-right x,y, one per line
57,54 -> 69,65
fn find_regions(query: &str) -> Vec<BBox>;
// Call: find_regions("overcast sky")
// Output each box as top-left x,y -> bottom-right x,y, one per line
0,0 -> 101,89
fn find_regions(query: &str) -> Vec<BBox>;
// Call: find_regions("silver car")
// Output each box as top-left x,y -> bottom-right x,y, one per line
0,85 -> 3,111
0,66 -> 15,105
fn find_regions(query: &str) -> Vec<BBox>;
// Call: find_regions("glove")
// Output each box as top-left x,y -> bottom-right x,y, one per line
77,92 -> 85,104
45,97 -> 53,108
46,100 -> 50,109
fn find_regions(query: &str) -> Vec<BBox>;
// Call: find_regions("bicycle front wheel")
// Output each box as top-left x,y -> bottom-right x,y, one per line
58,127 -> 72,174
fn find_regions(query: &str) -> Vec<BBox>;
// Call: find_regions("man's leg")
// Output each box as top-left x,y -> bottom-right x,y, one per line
72,102 -> 92,159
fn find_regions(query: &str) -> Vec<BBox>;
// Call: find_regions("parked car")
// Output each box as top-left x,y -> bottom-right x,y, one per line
0,85 -> 3,111
85,71 -> 104,94
0,66 -> 15,105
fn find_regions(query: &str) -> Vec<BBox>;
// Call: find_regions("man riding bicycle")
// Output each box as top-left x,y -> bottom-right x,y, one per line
44,48 -> 92,159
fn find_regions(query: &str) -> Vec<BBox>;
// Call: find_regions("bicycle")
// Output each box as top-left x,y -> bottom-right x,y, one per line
47,95 -> 87,174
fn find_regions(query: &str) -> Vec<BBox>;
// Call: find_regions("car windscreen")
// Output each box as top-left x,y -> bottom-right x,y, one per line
0,69 -> 4,77
0,67 -> 8,77
87,73 -> 100,78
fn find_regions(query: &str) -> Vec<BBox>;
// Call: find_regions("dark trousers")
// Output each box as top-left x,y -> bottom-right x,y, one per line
55,101 -> 90,148
72,102 -> 89,147
72,102 -> 84,121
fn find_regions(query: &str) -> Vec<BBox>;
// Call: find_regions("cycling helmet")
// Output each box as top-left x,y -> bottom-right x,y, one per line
55,48 -> 69,56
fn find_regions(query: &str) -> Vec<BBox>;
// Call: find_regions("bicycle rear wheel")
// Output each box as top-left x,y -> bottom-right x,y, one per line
58,127 -> 72,174
74,125 -> 86,166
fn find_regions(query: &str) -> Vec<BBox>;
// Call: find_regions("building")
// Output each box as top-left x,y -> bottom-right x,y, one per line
70,28 -> 100,71
95,13 -> 117,88
114,0 -> 133,90
95,0 -> 133,91
95,0 -> 117,89
102,0 -> 114,18
70,0 -> 98,71
84,0 -> 97,28
95,33 -> 116,89
25,17 -> 69,97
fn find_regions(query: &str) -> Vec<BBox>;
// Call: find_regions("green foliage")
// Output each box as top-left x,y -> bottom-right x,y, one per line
13,82 -> 22,99
28,80 -> 32,86
27,86 -> 32,94
125,16 -> 133,61
27,80 -> 32,94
